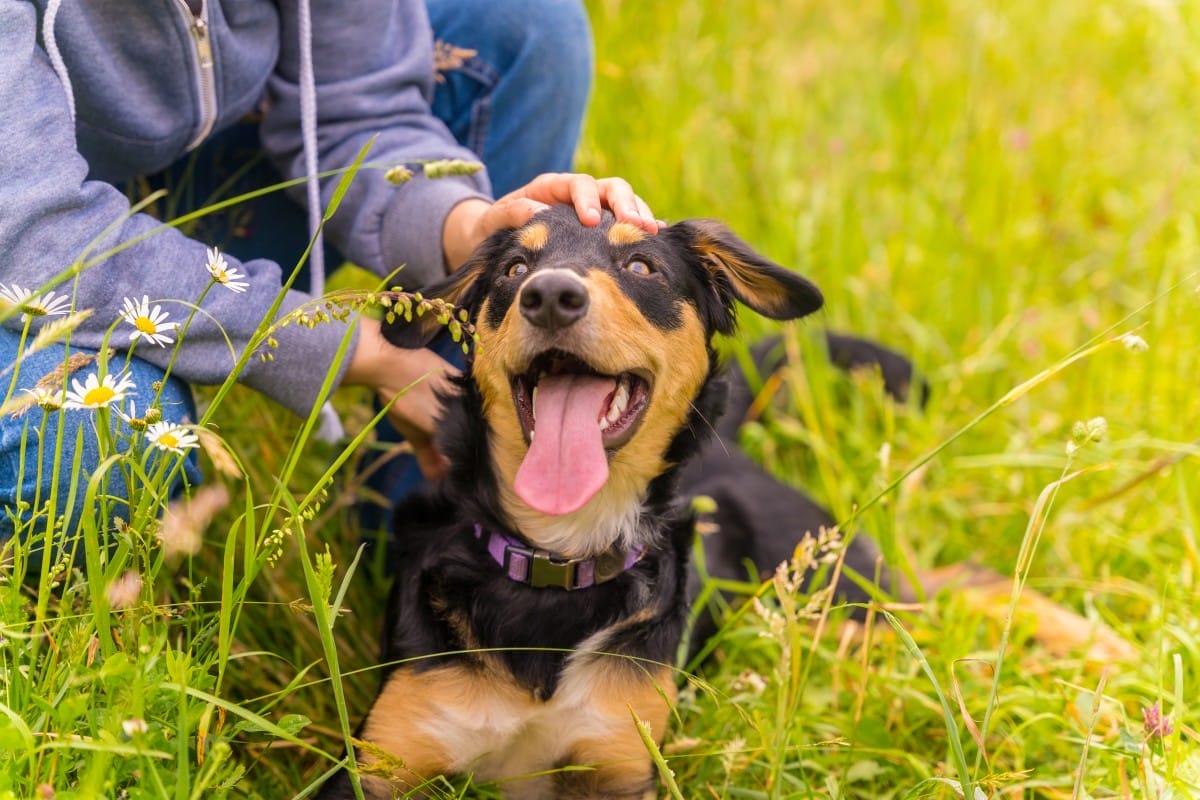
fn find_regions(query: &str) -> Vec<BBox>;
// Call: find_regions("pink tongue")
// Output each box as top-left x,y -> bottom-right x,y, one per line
514,374 -> 616,516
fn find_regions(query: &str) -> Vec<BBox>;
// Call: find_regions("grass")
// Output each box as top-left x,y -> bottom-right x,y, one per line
3,0 -> 1200,796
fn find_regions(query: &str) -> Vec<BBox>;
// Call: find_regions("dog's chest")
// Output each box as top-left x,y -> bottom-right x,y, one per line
440,664 -> 619,791
364,648 -> 673,799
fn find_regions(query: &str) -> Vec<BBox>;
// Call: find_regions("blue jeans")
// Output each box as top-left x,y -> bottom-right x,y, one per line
0,330 -> 201,556
0,0 -> 592,549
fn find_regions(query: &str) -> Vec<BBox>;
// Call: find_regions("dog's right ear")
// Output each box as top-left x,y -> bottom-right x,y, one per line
381,258 -> 488,349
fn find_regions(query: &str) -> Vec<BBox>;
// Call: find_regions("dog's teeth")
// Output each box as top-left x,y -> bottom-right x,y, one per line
607,381 -> 630,422
529,429 -> 535,441
598,418 -> 609,431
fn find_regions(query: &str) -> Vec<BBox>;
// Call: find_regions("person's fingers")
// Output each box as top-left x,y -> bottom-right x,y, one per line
633,195 -> 665,229
496,172 -> 660,233
597,177 -> 658,233
567,174 -> 603,226
478,196 -> 549,239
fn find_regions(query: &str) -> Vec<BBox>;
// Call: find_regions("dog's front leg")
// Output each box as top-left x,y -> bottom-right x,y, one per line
548,661 -> 677,800
339,664 -> 508,798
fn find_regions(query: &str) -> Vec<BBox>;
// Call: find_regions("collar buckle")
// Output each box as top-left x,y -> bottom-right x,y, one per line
475,523 -> 643,591
528,550 -> 579,590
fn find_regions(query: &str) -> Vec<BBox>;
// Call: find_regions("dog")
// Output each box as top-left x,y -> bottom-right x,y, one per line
316,205 -> 911,799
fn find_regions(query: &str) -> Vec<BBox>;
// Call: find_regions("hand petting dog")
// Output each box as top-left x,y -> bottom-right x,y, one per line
344,173 -> 659,481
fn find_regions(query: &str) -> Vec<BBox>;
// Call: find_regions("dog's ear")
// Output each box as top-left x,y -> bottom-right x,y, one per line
666,219 -> 823,335
381,258 -> 488,349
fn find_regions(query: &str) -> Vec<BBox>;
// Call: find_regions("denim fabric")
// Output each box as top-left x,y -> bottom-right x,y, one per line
1,0 -> 592,553
425,0 -> 593,197
0,327 -> 201,556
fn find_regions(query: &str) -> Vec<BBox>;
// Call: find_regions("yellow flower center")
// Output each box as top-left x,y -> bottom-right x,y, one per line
135,316 -> 157,334
159,432 -> 180,449
23,305 -> 46,317
83,386 -> 116,406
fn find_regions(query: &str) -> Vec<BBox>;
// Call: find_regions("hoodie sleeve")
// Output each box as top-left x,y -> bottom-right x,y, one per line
0,3 -> 352,419
261,0 -> 493,291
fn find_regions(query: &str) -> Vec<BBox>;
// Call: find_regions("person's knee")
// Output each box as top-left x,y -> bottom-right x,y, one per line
432,0 -> 592,93
508,0 -> 593,97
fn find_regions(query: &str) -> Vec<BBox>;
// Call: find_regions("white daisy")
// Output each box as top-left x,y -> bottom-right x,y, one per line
119,295 -> 178,347
0,283 -> 71,322
121,718 -> 149,737
204,247 -> 249,293
23,385 -> 65,411
117,399 -> 162,431
64,371 -> 135,410
145,421 -> 200,454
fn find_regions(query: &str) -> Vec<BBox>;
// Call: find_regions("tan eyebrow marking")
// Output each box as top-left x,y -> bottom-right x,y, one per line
517,222 -> 550,251
607,222 -> 647,246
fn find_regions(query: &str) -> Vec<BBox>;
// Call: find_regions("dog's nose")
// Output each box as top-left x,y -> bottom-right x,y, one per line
519,271 -> 590,331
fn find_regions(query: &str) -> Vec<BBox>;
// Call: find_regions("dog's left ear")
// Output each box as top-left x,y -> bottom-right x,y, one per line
666,219 -> 823,335
381,258 -> 487,349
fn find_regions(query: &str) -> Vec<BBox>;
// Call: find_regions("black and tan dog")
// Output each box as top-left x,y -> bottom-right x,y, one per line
316,206 -> 905,799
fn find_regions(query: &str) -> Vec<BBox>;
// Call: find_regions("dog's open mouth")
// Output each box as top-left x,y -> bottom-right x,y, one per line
510,350 -> 652,517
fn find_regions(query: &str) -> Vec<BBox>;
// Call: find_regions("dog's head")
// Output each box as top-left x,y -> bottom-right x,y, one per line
386,206 -> 822,556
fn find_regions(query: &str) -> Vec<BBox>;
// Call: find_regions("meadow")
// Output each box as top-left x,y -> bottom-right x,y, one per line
2,0 -> 1199,797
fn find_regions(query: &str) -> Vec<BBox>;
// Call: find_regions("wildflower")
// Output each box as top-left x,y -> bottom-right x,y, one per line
121,717 -> 149,737
194,426 -> 242,478
117,400 -> 161,431
1067,416 -> 1109,456
1120,333 -> 1149,352
732,668 -> 768,696
105,570 -> 143,610
1144,701 -> 1173,739
0,283 -> 71,322
432,41 -> 478,83
204,247 -> 249,293
158,484 -> 229,558
384,165 -> 414,185
145,421 -> 199,454
23,385 -> 64,412
64,371 -> 135,410
119,295 -> 178,347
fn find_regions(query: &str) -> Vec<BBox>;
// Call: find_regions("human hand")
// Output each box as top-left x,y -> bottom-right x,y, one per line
343,317 -> 458,480
443,173 -> 663,270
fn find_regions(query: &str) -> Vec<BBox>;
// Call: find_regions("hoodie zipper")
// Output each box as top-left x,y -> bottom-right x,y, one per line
177,0 -> 217,150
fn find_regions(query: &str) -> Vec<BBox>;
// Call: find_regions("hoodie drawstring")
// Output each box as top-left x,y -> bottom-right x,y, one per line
42,0 -> 76,123
296,0 -> 345,442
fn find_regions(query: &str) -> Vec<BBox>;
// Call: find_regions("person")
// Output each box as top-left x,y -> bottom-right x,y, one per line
0,0 -> 659,552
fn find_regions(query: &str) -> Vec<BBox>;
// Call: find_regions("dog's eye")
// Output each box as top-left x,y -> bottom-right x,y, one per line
507,260 -> 529,278
625,260 -> 653,276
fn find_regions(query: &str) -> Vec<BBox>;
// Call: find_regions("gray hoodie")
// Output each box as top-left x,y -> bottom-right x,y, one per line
0,0 -> 491,417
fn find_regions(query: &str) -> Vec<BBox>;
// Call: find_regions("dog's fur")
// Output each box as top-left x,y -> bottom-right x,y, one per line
316,207 -> 910,799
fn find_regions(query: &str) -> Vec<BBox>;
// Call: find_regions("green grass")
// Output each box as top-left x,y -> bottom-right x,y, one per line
4,0 -> 1200,796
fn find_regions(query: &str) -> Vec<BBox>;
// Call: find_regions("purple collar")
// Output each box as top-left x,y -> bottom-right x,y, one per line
473,523 -> 646,591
